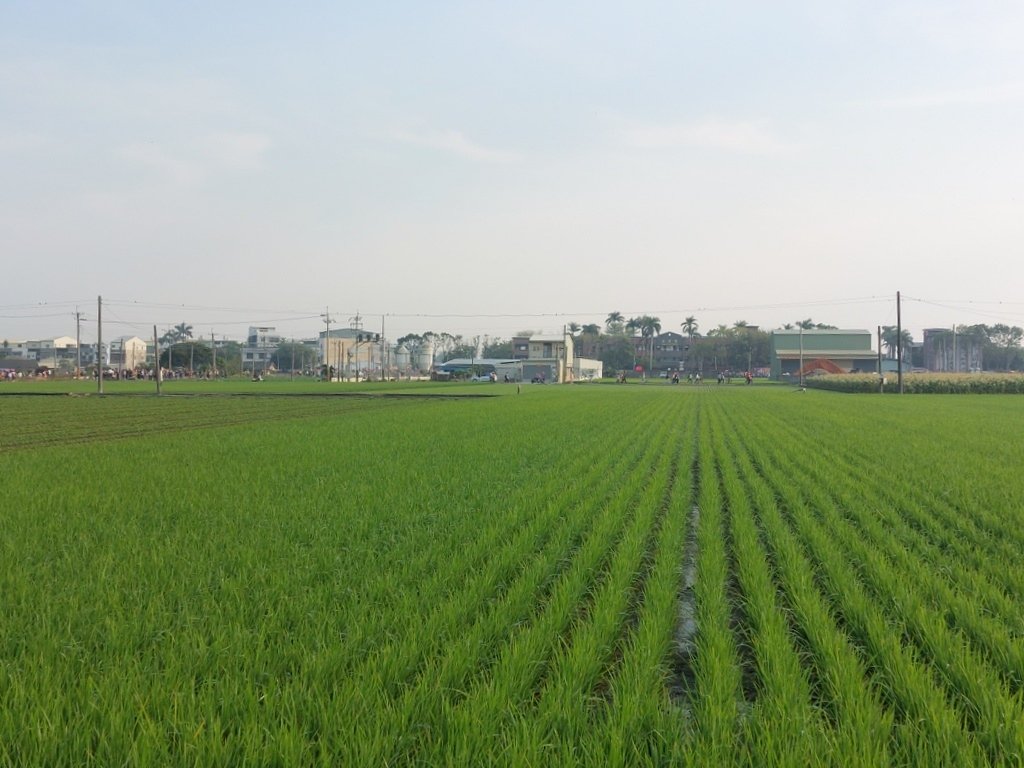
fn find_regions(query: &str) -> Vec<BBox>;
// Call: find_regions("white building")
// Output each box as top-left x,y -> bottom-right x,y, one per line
109,336 -> 148,370
2,336 -> 78,369
242,326 -> 284,373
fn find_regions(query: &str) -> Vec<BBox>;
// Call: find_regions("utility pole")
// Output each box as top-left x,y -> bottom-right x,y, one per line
896,291 -> 904,394
74,307 -> 86,378
321,307 -> 333,382
211,331 -> 217,377
97,295 -> 103,394
798,326 -> 804,388
351,308 -> 363,379
877,326 -> 883,393
154,326 -> 161,394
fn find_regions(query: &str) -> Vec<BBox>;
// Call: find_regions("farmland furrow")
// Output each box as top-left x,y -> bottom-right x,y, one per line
703,401 -> 828,764
596,406 -> 696,765
686,405 -> 745,765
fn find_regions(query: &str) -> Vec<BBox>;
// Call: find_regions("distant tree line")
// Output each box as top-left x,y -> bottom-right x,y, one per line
153,315 -> 1024,378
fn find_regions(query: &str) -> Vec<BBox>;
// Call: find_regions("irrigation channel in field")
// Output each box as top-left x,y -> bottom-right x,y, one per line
1,383 -> 1022,765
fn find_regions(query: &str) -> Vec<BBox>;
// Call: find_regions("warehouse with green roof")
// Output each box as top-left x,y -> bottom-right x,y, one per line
770,329 -> 878,379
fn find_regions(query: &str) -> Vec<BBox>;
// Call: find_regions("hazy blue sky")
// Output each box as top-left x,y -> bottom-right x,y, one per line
3,1 -> 1024,343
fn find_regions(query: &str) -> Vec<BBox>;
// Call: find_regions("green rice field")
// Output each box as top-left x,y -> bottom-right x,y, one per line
1,381 -> 1023,766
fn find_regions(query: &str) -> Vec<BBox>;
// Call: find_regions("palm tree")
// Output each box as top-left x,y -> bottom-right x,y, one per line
174,322 -> 193,342
159,330 -> 178,368
733,320 -> 749,329
622,317 -> 642,367
605,311 -> 624,334
881,326 -> 914,360
641,315 -> 662,371
625,315 -> 662,372
796,318 -> 815,330
173,323 -> 195,374
567,322 -> 581,338
681,316 -> 699,342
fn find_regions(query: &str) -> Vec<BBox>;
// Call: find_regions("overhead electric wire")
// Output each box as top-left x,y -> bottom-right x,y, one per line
6,293 -> 1024,343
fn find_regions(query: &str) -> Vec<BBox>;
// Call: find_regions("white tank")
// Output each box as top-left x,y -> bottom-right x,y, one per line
395,344 -> 410,368
416,342 -> 434,372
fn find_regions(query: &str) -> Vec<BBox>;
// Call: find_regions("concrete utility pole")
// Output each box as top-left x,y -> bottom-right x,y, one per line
74,307 -> 86,377
798,326 -> 804,388
97,295 -> 103,394
877,326 -> 883,393
321,308 -> 333,381
154,326 -> 161,394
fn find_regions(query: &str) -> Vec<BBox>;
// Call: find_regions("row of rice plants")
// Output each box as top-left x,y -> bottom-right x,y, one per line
332,398 -> 669,763
750,393 -> 1024,639
414,395 -> 691,764
684,408 -> 745,764
708,400 -> 895,764
7,385 -> 1023,763
716,397 -> 1003,765
763,438 -> 1024,761
1,396 -> 546,763
283,392 -> 681,763
592,406 -> 695,765
0,392 -> 404,452
701,403 -> 828,764
737,403 -> 1024,765
741,438 -> 987,763
820,394 -> 1024,558
761,413 -> 1024,694
2,386 -> 709,763
519,403 -> 689,761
